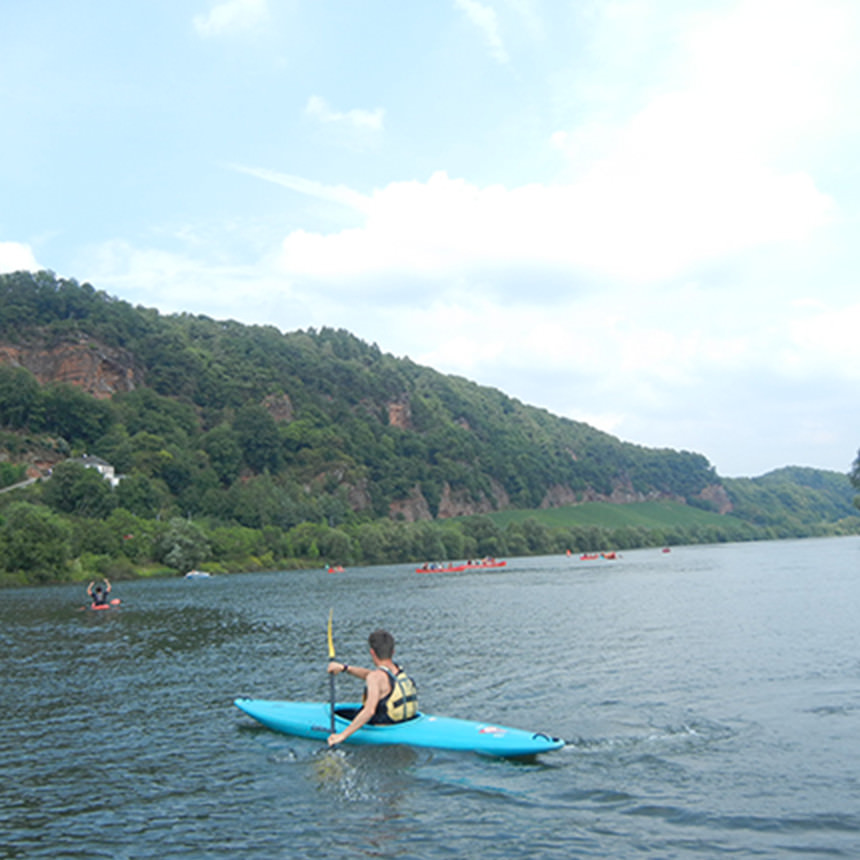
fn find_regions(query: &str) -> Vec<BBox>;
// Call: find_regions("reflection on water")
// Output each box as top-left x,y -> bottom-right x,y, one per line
2,537 -> 860,858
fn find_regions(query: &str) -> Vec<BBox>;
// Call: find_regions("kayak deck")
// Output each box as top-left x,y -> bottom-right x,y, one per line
234,698 -> 564,757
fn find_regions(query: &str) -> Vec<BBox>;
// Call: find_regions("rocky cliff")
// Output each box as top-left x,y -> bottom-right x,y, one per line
0,338 -> 142,399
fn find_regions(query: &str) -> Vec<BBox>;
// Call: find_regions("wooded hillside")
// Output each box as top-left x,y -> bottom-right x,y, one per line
1,270 -> 858,585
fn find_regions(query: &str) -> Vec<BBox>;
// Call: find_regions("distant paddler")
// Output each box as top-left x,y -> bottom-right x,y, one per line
87,577 -> 111,607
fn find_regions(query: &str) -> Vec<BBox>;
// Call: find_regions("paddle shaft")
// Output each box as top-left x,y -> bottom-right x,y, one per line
327,609 -> 336,734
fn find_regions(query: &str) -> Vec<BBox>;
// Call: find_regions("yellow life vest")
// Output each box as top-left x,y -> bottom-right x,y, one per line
368,665 -> 418,723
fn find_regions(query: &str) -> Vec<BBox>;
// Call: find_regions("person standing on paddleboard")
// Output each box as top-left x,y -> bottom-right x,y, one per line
326,629 -> 418,746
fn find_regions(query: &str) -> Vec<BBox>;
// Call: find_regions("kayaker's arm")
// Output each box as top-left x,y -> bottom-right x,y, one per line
327,667 -> 386,746
327,661 -> 370,681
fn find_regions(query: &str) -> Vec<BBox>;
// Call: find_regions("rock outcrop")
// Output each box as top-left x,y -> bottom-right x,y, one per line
388,400 -> 412,429
0,339 -> 142,399
696,483 -> 733,514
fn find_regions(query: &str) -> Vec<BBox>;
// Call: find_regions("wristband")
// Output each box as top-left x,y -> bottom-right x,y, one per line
342,663 -> 349,674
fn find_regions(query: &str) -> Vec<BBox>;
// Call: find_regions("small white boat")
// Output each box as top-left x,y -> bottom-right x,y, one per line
184,569 -> 212,579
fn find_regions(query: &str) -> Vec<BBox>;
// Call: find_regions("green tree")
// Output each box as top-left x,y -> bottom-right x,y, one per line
318,527 -> 354,564
0,461 -> 27,489
71,518 -> 123,557
208,524 -> 264,562
154,517 -> 210,572
0,502 -> 72,581
105,508 -> 154,562
42,461 -> 116,518
467,516 -> 508,557
235,404 -> 281,473
851,450 -> 860,508
39,383 -> 114,445
286,522 -> 327,559
116,472 -> 170,518
202,424 -> 243,485
0,365 -> 41,428
437,524 -> 466,560
113,387 -> 197,447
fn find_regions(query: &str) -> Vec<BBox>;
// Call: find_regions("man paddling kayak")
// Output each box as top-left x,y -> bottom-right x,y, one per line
326,629 -> 418,746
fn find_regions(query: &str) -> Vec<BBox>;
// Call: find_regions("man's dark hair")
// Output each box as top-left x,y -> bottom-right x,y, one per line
368,629 -> 395,659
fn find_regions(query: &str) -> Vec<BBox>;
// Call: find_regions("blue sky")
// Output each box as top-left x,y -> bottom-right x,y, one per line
3,0 -> 860,478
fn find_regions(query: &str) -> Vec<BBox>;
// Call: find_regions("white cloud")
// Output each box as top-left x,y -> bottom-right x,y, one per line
272,164 -> 831,285
785,301 -> 860,379
305,96 -> 385,132
263,1 -> 846,289
193,0 -> 269,38
0,241 -> 39,273
454,0 -> 509,63
683,0 -> 857,142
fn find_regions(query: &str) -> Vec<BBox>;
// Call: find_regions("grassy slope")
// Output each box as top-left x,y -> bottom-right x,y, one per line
480,501 -> 739,531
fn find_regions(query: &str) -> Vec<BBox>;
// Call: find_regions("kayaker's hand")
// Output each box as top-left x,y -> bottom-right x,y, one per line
327,661 -> 342,675
327,732 -> 344,747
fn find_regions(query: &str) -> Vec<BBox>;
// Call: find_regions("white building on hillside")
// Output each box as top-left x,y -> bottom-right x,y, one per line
71,454 -> 123,488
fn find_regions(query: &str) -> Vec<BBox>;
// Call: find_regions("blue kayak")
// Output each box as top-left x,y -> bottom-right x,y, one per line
234,698 -> 564,757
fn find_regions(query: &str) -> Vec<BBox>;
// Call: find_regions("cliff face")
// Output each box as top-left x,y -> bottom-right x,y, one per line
388,479 -> 513,521
697,483 -> 733,514
0,339 -> 142,399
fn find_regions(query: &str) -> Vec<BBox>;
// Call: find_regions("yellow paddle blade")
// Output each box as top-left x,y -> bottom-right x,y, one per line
327,608 -> 335,659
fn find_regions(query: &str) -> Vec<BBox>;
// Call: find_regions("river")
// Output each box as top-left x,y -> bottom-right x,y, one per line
2,536 -> 859,858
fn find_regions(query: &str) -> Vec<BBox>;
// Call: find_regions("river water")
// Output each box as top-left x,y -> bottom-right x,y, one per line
2,537 -> 859,859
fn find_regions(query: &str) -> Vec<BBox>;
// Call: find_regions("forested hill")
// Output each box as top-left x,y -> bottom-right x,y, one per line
1,271 -> 858,584
0,270 -> 723,518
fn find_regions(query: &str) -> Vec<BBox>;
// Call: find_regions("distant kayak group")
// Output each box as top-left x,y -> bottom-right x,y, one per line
416,557 -> 507,574
570,548 -> 671,560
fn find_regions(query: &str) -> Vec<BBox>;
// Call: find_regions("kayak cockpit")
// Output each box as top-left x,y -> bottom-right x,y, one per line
333,705 -> 422,724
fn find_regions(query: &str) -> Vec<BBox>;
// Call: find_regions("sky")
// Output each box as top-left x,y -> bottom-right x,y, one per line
2,0 -> 860,478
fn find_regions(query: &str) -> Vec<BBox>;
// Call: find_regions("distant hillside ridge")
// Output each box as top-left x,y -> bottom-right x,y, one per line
0,270 -> 729,523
